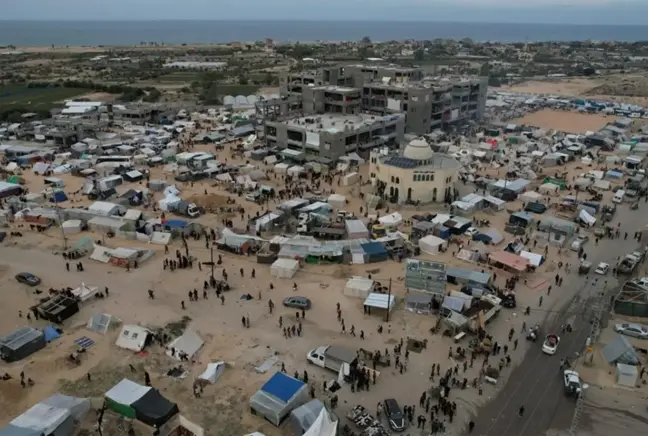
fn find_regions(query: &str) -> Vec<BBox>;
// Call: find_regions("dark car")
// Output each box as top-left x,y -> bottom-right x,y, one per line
15,272 -> 41,286
282,296 -> 312,310
384,398 -> 406,432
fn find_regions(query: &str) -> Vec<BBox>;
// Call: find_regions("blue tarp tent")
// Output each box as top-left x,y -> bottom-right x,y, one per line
250,372 -> 308,426
50,191 -> 68,203
0,424 -> 43,436
164,220 -> 188,229
43,326 -> 61,343
361,242 -> 389,263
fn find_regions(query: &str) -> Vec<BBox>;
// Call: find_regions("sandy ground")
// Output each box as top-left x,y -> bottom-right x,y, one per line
75,92 -> 119,102
502,78 -> 600,97
0,134 -> 638,435
508,109 -> 616,134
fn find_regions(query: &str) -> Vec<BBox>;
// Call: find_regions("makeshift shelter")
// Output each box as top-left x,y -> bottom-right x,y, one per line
616,363 -> 638,387
446,267 -> 491,287
37,295 -> 79,323
270,258 -> 300,279
345,220 -> 368,239
538,183 -> 561,195
198,361 -> 226,384
344,277 -> 375,299
418,235 -> 447,255
404,259 -> 447,296
105,379 -> 179,428
327,194 -> 346,209
61,220 -> 83,235
405,293 -> 433,314
360,242 -> 389,263
86,313 -> 113,335
290,400 -> 335,436
49,191 -> 68,203
166,330 -> 204,361
6,402 -> 73,436
378,212 -> 403,228
71,283 -> 98,301
249,372 -> 309,426
363,293 -> 396,314
0,327 -> 46,362
488,251 -> 530,274
602,335 -> 639,365
43,326 -> 61,343
115,325 -> 152,352
519,191 -> 542,204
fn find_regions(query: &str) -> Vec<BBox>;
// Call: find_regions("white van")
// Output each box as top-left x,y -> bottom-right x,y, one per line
613,189 -> 625,204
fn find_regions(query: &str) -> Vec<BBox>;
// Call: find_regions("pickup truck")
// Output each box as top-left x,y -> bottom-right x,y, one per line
307,345 -> 356,373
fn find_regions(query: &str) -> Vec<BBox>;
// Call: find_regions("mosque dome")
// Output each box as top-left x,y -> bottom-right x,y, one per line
403,138 -> 433,161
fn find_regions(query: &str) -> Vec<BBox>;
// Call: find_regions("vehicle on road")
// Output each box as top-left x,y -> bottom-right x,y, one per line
307,345 -> 356,373
614,323 -> 648,339
15,272 -> 41,286
283,296 -> 312,310
527,325 -> 540,342
595,262 -> 610,275
383,398 -> 406,432
618,254 -> 640,274
465,227 -> 479,237
542,334 -> 560,355
563,369 -> 587,399
570,235 -> 589,252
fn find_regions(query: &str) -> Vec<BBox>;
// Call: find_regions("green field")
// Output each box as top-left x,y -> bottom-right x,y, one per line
0,85 -> 91,111
157,71 -> 201,83
217,84 -> 260,95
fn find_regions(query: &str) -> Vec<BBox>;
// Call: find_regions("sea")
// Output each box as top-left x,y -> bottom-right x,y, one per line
1,20 -> 647,47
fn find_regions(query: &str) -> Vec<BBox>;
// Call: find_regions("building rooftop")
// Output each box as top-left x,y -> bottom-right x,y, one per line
282,113 -> 401,134
377,143 -> 460,170
311,85 -> 359,93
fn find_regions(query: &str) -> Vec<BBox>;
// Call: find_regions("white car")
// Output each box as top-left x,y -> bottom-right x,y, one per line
595,262 -> 610,275
570,235 -> 589,252
465,227 -> 479,237
563,370 -> 587,398
542,334 -> 560,355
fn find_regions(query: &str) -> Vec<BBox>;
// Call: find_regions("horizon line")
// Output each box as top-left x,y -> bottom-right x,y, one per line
0,19 -> 647,27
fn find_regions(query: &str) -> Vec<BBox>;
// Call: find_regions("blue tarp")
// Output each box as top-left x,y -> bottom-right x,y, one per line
165,220 -> 188,229
473,233 -> 492,244
50,190 -> 68,203
231,124 -> 255,138
361,242 -> 389,262
0,424 -> 43,436
606,170 -> 623,179
261,372 -> 305,403
43,326 -> 60,342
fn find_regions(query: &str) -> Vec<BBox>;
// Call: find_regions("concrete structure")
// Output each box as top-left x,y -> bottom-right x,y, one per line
369,138 -> 460,204
280,64 -> 488,135
264,113 -> 405,164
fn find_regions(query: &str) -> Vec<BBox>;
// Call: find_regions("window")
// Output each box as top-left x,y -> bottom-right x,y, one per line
395,177 -> 400,184
430,174 -> 435,181
425,174 -> 430,181
391,176 -> 395,183
413,174 -> 418,182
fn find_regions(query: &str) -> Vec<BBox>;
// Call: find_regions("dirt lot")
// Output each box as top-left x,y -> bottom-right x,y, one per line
508,109 -> 615,134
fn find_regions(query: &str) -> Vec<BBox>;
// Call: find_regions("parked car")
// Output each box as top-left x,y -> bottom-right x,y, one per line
15,272 -> 41,286
383,398 -> 406,432
614,323 -> 648,339
594,262 -> 610,275
283,296 -> 312,310
563,370 -> 587,399
464,227 -> 479,237
570,235 -> 589,252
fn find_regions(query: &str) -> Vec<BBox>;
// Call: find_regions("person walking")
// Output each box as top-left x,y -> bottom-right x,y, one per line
518,405 -> 525,417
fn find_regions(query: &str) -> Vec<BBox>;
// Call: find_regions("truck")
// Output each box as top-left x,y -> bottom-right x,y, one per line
169,201 -> 200,218
307,345 -> 356,373
467,295 -> 502,333
618,254 -> 639,275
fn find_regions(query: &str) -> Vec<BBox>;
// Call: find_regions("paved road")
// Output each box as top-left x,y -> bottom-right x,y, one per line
473,204 -> 645,436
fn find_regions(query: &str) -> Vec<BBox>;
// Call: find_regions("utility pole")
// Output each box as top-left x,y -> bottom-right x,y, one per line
386,278 -> 392,322
570,280 -> 608,436
210,245 -> 215,281
54,194 -> 68,250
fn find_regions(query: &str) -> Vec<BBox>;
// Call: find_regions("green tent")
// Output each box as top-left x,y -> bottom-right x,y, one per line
105,379 -> 151,419
542,177 -> 567,190
7,175 -> 20,184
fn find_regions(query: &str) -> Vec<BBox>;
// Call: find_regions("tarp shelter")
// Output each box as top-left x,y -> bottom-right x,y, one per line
404,259 -> 447,296
0,327 -> 46,362
519,251 -> 544,266
43,326 -> 61,343
344,277 -> 375,298
49,191 -> 68,203
86,313 -> 112,335
446,267 -> 491,286
290,400 -> 336,436
327,194 -> 346,209
360,242 -> 389,263
166,330 -> 204,361
345,220 -> 369,239
61,220 -> 82,235
602,335 -> 639,365
484,229 -> 504,245
7,404 -> 70,436
250,372 -> 309,426
578,209 -> 596,227
115,325 -> 151,352
405,293 -> 433,314
616,363 -> 638,387
364,293 -> 396,313
538,183 -> 561,195
378,212 -> 403,228
418,235 -> 447,255
520,191 -> 542,204
198,361 -> 225,384
270,258 -> 300,278
488,251 -> 530,273
71,283 -> 98,301
105,379 -> 179,428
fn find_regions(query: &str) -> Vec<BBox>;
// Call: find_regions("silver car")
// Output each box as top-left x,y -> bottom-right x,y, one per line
614,323 -> 648,339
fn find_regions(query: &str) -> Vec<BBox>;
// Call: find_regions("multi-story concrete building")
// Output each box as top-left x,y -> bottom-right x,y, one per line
279,64 -> 487,135
264,113 -> 405,164
302,86 -> 361,115
368,138 -> 460,204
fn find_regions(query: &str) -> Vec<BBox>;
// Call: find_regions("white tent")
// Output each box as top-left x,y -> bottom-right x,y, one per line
166,330 -> 204,360
520,191 -> 543,203
378,212 -> 403,228
287,165 -> 305,176
418,235 -> 447,255
271,258 -> 300,278
579,209 -> 596,227
274,163 -> 289,173
198,361 -> 226,384
327,194 -> 346,209
538,183 -> 560,195
62,219 -> 83,234
344,277 -> 375,298
364,293 -> 396,312
115,325 -> 151,352
303,407 -> 337,436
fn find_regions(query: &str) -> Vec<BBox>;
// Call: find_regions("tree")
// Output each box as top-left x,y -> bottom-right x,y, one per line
239,75 -> 249,85
202,82 -> 221,104
263,72 -> 275,86
361,36 -> 372,45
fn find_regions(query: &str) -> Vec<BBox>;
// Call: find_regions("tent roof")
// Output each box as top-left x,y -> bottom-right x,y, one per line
360,241 -> 388,255
261,372 -> 306,404
0,425 -> 43,436
10,403 -> 69,435
0,327 -> 43,351
105,379 -> 151,406
131,389 -> 179,428
166,330 -> 204,360
364,292 -> 396,310
602,335 -> 638,364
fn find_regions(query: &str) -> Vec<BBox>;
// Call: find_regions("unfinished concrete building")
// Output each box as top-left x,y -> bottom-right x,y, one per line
264,113 -> 405,164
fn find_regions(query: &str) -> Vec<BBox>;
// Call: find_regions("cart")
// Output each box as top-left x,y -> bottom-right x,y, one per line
578,260 -> 592,275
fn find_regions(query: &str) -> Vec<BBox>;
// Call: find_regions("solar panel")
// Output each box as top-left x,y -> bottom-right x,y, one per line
385,157 -> 418,169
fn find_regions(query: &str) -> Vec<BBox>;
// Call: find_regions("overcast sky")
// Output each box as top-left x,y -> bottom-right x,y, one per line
3,0 -> 648,25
